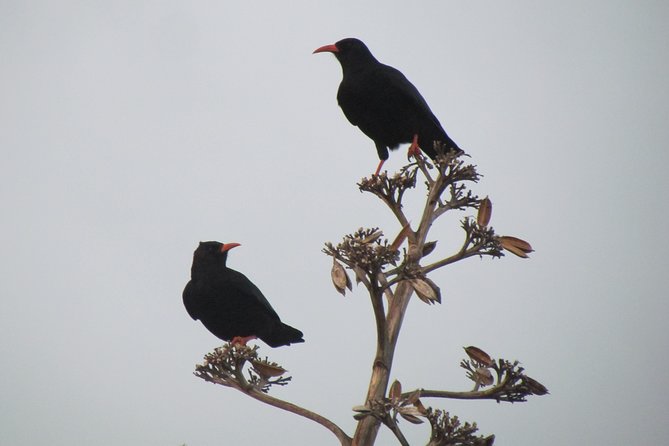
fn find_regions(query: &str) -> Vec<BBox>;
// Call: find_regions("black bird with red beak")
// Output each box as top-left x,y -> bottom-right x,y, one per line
183,241 -> 304,347
314,38 -> 461,175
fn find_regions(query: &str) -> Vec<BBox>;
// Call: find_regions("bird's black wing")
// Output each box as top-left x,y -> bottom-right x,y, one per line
374,63 -> 444,130
183,280 -> 202,320
222,269 -> 282,321
183,270 -> 281,321
337,79 -> 365,127
337,63 -> 444,138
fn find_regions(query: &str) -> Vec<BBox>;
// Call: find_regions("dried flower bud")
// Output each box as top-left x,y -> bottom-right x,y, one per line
499,236 -> 534,258
477,196 -> 492,227
251,361 -> 286,379
361,230 -> 383,244
331,259 -> 352,296
464,346 -> 494,367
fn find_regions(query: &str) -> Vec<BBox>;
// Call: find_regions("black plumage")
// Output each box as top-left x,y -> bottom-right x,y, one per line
314,38 -> 461,174
183,241 -> 304,347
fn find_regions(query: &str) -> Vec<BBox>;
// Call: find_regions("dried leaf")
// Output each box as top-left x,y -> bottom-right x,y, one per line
523,376 -> 549,395
409,278 -> 441,304
464,346 -> 494,367
422,240 -> 437,257
389,379 -> 402,401
352,405 -> 372,413
353,412 -> 370,420
331,259 -> 352,295
390,222 -> 412,251
399,412 -> 424,424
499,236 -> 534,258
251,361 -> 286,378
477,196 -> 492,227
474,367 -> 494,386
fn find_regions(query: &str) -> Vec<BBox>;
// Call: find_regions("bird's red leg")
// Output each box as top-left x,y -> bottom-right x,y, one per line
407,134 -> 422,159
231,335 -> 258,346
374,159 -> 386,176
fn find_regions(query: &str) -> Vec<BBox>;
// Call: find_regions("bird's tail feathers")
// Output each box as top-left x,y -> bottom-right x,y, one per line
264,323 -> 305,347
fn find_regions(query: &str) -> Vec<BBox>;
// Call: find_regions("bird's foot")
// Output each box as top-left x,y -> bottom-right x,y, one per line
231,335 -> 257,346
407,134 -> 423,160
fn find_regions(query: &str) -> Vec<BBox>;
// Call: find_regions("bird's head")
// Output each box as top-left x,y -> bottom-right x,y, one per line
313,38 -> 377,70
191,241 -> 241,273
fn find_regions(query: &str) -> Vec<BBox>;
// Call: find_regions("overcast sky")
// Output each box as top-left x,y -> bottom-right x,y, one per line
2,1 -> 668,445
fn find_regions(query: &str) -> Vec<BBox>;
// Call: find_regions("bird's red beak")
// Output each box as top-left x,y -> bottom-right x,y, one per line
313,44 -> 338,54
220,243 -> 241,253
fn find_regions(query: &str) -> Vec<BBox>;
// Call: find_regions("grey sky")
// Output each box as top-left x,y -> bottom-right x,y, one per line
2,1 -> 668,445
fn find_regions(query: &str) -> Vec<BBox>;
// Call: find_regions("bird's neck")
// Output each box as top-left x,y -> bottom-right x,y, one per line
340,54 -> 379,76
191,262 -> 227,280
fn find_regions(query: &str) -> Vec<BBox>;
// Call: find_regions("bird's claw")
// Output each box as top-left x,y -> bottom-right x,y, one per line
231,335 -> 258,346
407,134 -> 422,160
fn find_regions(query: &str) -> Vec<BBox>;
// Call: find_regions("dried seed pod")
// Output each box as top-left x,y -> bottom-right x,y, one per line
404,389 -> 421,405
482,434 -> 496,446
423,277 -> 442,302
389,379 -> 402,401
353,266 -> 367,285
413,398 -> 428,416
499,236 -> 534,258
399,412 -> 424,424
398,405 -> 425,418
422,240 -> 437,257
523,376 -> 549,395
473,367 -> 494,386
409,278 -> 441,304
352,405 -> 372,413
477,196 -> 492,227
464,346 -> 494,367
398,406 -> 425,424
331,259 -> 352,296
251,361 -> 286,378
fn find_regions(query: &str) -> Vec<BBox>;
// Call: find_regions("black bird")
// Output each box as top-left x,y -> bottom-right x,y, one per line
314,38 -> 461,175
183,241 -> 304,347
